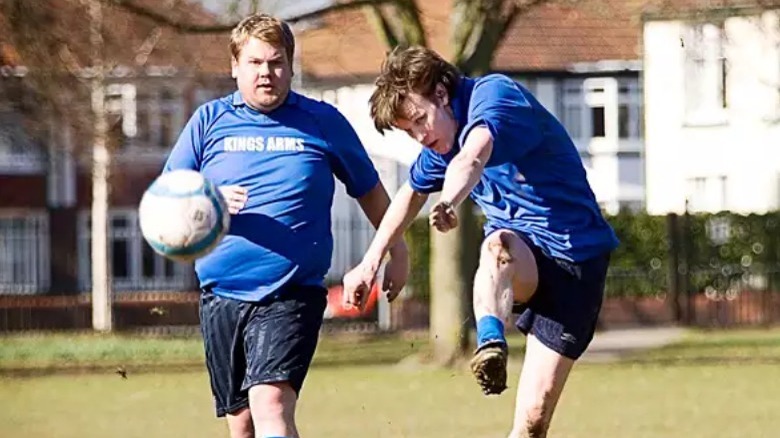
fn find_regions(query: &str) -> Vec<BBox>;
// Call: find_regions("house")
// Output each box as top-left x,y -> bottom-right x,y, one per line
0,0 -> 650,299
642,1 -> 780,214
0,0 -> 234,296
297,0 -> 649,215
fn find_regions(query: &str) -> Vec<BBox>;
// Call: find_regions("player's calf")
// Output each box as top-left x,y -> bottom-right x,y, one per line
471,231 -> 530,396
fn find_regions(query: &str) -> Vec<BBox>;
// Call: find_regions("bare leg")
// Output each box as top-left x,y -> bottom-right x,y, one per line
226,407 -> 254,438
249,382 -> 299,438
473,230 -> 538,324
470,230 -> 538,395
508,335 -> 575,438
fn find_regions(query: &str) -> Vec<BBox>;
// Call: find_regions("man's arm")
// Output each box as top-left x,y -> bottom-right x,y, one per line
439,126 -> 493,207
343,181 -> 427,307
356,180 -> 394,230
356,181 -> 427,270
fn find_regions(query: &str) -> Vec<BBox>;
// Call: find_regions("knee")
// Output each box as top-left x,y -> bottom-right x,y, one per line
225,408 -> 254,438
249,383 -> 295,421
481,232 -> 514,270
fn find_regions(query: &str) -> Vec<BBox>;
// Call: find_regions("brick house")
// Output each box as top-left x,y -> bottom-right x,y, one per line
1,0 -> 649,301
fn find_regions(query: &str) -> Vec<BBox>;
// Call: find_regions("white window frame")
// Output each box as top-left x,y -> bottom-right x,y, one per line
683,22 -> 728,125
0,211 -> 50,294
113,83 -> 185,160
105,83 -> 137,141
77,209 -> 195,291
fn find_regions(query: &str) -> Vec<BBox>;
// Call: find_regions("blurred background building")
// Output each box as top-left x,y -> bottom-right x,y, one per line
1,0 -> 778,331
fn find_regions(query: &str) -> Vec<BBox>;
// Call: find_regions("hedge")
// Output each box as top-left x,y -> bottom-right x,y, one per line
402,211 -> 780,300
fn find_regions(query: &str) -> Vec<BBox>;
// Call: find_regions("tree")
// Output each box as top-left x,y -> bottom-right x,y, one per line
0,0 -> 204,331
88,0 -> 113,331
1,0 -> 115,330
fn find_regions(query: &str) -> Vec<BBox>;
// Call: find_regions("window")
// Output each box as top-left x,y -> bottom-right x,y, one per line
559,77 -> 642,143
116,84 -> 184,150
0,213 -> 50,294
0,110 -> 46,173
617,78 -> 642,139
78,210 -> 195,291
560,80 -> 585,139
158,87 -> 180,148
591,106 -> 606,137
684,23 -> 728,123
687,176 -> 727,212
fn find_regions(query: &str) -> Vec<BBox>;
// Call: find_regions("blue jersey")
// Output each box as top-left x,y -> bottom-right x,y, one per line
409,75 -> 618,262
164,91 -> 379,301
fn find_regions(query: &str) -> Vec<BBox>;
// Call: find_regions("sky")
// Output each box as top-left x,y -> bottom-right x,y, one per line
197,0 -> 333,20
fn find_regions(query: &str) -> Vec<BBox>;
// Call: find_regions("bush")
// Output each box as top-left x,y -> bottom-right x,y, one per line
402,210 -> 780,300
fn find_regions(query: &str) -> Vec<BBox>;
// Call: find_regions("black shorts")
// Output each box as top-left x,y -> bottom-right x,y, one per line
199,285 -> 328,417
511,235 -> 611,360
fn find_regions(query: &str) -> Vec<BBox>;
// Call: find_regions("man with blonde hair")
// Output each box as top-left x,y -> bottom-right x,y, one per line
163,14 -> 409,438
343,45 -> 618,437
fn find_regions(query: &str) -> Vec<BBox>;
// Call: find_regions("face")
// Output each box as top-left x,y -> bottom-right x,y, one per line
394,83 -> 458,155
231,36 -> 292,113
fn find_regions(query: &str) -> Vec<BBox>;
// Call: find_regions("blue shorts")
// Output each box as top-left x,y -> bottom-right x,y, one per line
199,285 -> 327,417
511,235 -> 611,360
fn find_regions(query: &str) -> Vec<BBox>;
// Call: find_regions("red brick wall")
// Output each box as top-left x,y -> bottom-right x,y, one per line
76,165 -> 160,208
0,175 -> 47,208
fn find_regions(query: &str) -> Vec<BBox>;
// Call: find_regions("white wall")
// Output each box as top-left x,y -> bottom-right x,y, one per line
644,12 -> 780,214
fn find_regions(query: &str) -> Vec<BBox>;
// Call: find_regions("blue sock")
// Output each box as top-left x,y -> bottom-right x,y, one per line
476,315 -> 506,348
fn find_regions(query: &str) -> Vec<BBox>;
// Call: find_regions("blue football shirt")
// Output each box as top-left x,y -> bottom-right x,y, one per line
164,91 -> 379,301
409,75 -> 619,262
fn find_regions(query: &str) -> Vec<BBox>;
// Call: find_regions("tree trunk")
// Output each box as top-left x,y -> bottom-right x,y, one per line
429,201 -> 476,365
89,0 -> 112,332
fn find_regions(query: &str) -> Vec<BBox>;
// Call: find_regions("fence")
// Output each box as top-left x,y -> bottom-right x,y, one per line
0,213 -> 381,332
3,211 -> 780,332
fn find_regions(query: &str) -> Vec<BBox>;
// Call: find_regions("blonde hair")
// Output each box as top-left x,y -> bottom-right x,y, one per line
369,46 -> 460,133
229,13 -> 295,65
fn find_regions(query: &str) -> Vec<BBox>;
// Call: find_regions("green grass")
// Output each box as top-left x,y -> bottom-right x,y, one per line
0,331 -> 434,371
0,332 -> 205,370
627,328 -> 780,363
1,328 -> 780,437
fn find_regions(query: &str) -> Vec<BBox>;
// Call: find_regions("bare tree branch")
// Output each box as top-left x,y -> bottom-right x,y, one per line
453,0 -> 551,74
364,5 -> 401,48
106,0 -> 397,33
394,0 -> 427,46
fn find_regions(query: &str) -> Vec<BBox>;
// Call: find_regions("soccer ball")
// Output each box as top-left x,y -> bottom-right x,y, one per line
138,169 -> 230,262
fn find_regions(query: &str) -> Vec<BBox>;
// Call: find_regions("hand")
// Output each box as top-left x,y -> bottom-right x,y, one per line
342,263 -> 377,310
429,200 -> 458,233
218,185 -> 248,214
382,244 -> 409,302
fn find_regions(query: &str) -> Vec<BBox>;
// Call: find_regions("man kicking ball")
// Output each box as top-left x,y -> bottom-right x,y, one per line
342,46 -> 618,437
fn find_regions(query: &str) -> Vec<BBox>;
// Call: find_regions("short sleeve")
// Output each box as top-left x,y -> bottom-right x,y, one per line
408,147 -> 447,194
163,105 -> 209,172
459,75 -> 544,166
321,108 -> 379,198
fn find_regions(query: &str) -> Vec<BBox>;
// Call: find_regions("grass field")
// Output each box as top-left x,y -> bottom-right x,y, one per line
2,328 -> 780,437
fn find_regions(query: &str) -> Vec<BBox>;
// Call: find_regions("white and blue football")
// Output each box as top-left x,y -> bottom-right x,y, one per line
138,169 -> 230,262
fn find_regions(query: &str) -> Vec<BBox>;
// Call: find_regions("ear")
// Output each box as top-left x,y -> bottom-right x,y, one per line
434,83 -> 449,106
230,57 -> 238,79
